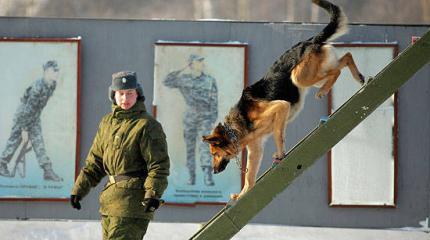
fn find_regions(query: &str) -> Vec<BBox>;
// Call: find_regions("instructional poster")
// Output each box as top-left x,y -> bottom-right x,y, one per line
0,39 -> 80,199
153,42 -> 247,204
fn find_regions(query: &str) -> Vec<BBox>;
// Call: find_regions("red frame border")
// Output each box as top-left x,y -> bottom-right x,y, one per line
327,43 -> 399,208
0,37 -> 82,202
152,41 -> 248,206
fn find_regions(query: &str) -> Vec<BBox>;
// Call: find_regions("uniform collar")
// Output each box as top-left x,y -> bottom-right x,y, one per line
183,72 -> 205,78
112,100 -> 147,119
41,78 -> 57,89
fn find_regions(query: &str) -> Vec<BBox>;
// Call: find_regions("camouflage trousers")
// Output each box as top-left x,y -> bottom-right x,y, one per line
0,119 -> 50,167
101,215 -> 150,240
183,111 -> 215,172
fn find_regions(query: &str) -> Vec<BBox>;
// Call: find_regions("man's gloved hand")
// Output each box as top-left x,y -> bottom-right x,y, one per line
70,195 -> 82,210
142,198 -> 163,212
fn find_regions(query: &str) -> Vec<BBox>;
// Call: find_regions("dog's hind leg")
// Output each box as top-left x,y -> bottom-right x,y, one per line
337,52 -> 365,84
231,139 -> 264,200
315,69 -> 341,99
315,51 -> 365,98
291,53 -> 322,88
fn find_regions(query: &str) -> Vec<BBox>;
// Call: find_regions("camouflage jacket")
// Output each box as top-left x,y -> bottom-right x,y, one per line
71,100 -> 170,219
164,71 -> 218,118
15,78 -> 56,127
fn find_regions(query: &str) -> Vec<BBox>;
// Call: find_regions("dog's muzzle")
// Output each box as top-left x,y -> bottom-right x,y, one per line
214,158 -> 230,174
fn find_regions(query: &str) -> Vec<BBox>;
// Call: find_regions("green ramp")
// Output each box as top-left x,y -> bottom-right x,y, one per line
190,29 -> 430,240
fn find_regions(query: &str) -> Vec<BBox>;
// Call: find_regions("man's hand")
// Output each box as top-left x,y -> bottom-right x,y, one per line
21,131 -> 29,143
70,195 -> 82,210
142,198 -> 163,212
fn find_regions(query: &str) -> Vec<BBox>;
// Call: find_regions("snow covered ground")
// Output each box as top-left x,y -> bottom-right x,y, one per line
0,219 -> 428,240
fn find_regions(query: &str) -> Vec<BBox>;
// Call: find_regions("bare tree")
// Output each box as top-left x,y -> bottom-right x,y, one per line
0,0 -> 428,24
310,1 -> 320,22
421,0 -> 430,22
194,0 -> 213,19
286,0 -> 295,21
238,0 -> 250,20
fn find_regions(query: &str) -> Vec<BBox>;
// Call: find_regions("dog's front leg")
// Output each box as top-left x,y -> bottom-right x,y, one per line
231,139 -> 264,200
271,100 -> 290,159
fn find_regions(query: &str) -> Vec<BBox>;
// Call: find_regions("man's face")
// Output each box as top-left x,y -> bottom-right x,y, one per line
190,59 -> 205,73
44,67 -> 60,81
114,89 -> 138,110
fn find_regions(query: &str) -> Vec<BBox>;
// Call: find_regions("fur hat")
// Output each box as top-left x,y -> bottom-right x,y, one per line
43,60 -> 59,71
109,71 -> 144,103
110,71 -> 138,90
188,54 -> 204,64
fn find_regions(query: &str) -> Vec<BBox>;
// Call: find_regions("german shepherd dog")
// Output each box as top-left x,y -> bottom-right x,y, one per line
203,0 -> 365,200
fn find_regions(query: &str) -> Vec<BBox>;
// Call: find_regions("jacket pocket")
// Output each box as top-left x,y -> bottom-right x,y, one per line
113,134 -> 123,149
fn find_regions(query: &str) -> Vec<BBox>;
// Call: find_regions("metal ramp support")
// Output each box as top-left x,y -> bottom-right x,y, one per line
190,29 -> 430,240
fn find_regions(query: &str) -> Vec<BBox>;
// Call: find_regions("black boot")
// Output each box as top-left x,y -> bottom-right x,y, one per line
42,163 -> 63,181
187,170 -> 195,185
0,161 -> 10,177
203,167 -> 214,186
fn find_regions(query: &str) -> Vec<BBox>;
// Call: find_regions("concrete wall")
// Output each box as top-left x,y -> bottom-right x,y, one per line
0,17 -> 428,229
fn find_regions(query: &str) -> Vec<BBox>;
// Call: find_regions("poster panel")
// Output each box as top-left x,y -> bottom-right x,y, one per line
329,44 -> 397,207
0,38 -> 80,200
153,42 -> 247,204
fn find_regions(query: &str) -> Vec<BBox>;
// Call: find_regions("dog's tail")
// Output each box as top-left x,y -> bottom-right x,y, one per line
311,0 -> 348,43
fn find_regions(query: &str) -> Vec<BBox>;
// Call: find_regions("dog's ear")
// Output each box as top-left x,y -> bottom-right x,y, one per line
214,122 -> 226,135
202,135 -> 221,145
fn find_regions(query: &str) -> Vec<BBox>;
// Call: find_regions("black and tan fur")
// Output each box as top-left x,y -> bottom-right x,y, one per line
203,0 -> 365,200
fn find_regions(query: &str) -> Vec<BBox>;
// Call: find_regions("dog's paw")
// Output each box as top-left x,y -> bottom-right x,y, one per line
359,73 -> 365,85
272,152 -> 287,167
230,193 -> 240,201
315,89 -> 328,99
272,152 -> 287,160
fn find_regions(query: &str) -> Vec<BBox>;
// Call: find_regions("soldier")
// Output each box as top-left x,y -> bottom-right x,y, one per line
70,71 -> 170,240
163,54 -> 218,186
0,60 -> 62,181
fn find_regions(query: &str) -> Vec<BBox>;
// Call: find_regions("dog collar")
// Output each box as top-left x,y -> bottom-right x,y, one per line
223,123 -> 248,173
223,123 -> 240,153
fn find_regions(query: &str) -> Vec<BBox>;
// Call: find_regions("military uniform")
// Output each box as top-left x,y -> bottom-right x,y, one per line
1,78 -> 56,170
72,98 -> 169,239
164,68 -> 218,185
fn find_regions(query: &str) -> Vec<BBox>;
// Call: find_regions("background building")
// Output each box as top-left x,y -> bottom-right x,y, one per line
0,16 -> 428,230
